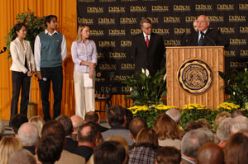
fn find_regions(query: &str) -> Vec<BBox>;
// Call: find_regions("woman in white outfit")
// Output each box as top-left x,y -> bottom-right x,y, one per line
71,25 -> 97,118
10,23 -> 35,119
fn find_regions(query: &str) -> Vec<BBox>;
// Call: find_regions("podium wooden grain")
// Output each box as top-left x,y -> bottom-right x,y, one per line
166,46 -> 225,109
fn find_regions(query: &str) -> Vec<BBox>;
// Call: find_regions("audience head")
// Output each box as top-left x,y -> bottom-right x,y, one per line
196,15 -> 210,32
56,115 -> 73,136
94,141 -> 127,164
181,129 -> 212,160
78,122 -> 99,146
224,132 -> 248,164
185,119 -> 211,132
165,108 -> 181,123
17,122 -> 39,147
0,136 -> 22,164
153,113 -> 180,140
85,111 -> 99,123
9,114 -> 28,133
216,118 -> 232,148
129,117 -> 147,141
214,111 -> 231,128
8,149 -> 36,164
155,146 -> 181,164
230,115 -> 248,134
70,115 -> 84,136
140,17 -> 152,35
37,136 -> 63,164
136,128 -> 158,146
29,115 -> 45,137
197,143 -> 224,164
41,120 -> 65,139
106,136 -> 129,153
106,105 -> 126,128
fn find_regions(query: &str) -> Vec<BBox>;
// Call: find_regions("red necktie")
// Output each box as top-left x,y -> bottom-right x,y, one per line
145,35 -> 149,47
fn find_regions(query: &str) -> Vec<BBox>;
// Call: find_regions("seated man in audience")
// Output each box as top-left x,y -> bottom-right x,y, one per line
197,143 -> 224,164
155,146 -> 181,164
129,117 -> 147,143
9,114 -> 28,133
94,141 -> 127,164
56,115 -> 78,154
85,111 -> 109,132
102,105 -> 133,145
70,115 -> 84,140
181,129 -> 213,164
75,122 -> 100,161
41,120 -> 85,164
17,122 -> 39,154
216,118 -> 232,148
9,149 -> 36,164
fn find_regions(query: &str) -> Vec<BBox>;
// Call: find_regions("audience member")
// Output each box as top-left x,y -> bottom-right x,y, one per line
85,111 -> 108,132
106,135 -> 129,152
29,115 -> 45,137
165,108 -> 181,123
17,122 -> 39,154
94,141 -> 127,164
197,143 -> 224,164
0,136 -> 22,164
8,149 -> 36,164
181,129 -> 212,164
129,128 -> 158,164
155,146 -> 181,164
153,113 -> 181,149
70,115 -> 84,140
9,114 -> 28,133
129,117 -> 147,142
102,105 -> 133,145
216,118 -> 232,148
214,111 -> 231,128
230,115 -> 248,134
184,119 -> 211,132
224,132 -> 248,164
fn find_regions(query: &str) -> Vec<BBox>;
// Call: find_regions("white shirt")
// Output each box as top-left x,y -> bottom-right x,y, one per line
143,32 -> 151,41
198,29 -> 208,41
10,38 -> 35,73
34,29 -> 67,71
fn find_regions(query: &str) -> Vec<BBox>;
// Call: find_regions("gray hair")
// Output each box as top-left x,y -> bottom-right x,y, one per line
181,128 -> 212,158
230,116 -> 248,134
17,122 -> 39,146
216,118 -> 232,141
165,108 -> 181,123
8,149 -> 36,164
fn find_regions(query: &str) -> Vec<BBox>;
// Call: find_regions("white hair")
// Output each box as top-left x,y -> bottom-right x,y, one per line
216,118 -> 232,141
18,122 -> 39,146
165,108 -> 181,123
230,116 -> 248,134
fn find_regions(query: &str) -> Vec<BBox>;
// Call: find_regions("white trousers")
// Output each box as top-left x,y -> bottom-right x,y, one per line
74,71 -> 95,119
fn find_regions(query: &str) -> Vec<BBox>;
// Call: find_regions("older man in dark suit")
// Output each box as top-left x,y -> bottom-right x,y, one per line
132,18 -> 165,76
182,15 -> 228,49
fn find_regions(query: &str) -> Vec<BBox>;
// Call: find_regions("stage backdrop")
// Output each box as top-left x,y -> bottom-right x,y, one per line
77,0 -> 248,94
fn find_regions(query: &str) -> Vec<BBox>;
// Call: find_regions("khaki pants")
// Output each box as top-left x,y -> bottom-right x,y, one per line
74,71 -> 95,118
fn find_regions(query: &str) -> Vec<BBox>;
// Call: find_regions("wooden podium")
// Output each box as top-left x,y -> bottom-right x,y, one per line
166,46 -> 225,109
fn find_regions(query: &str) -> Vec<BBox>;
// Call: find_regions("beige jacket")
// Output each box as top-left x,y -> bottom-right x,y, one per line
10,38 -> 35,73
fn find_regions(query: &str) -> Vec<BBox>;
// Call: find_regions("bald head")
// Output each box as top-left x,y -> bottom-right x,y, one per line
197,143 -> 224,164
18,122 -> 39,146
70,115 -> 84,129
197,15 -> 210,32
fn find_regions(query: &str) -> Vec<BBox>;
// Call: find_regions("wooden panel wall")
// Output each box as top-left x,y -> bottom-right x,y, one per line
0,0 -> 132,121
166,46 -> 225,109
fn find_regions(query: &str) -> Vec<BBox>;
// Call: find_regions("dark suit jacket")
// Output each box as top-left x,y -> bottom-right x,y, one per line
132,33 -> 165,76
181,28 -> 228,49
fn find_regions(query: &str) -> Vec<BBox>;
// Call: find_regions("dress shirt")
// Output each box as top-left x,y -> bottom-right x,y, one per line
143,32 -> 151,40
71,40 -> 97,73
10,38 -> 35,73
198,29 -> 208,41
34,29 -> 67,71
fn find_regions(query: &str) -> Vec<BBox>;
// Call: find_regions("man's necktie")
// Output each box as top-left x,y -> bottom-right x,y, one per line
198,32 -> 205,46
145,35 -> 149,47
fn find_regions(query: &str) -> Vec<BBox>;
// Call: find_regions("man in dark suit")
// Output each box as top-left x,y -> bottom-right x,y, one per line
132,18 -> 165,76
182,15 -> 228,49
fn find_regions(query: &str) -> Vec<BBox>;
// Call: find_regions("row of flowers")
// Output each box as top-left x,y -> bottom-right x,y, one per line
128,102 -> 240,115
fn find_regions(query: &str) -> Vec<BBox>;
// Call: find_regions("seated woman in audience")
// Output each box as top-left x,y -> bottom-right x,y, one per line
153,113 -> 181,149
129,128 -> 158,164
0,136 -> 22,164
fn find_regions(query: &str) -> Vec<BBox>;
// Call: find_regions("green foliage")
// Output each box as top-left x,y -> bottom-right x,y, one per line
124,68 -> 166,105
6,11 -> 44,53
219,69 -> 248,108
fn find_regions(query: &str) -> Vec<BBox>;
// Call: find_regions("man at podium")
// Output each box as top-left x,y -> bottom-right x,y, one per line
182,15 -> 228,48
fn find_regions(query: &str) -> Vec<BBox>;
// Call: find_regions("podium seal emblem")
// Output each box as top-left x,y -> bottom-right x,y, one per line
178,60 -> 212,94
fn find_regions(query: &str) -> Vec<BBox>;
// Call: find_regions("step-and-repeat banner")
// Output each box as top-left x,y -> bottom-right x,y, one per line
77,0 -> 248,94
